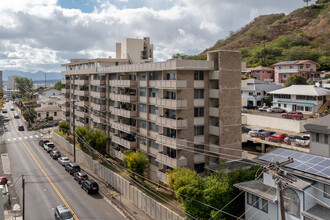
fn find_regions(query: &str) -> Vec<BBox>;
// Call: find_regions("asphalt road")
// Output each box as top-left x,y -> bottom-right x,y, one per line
2,102 -> 125,220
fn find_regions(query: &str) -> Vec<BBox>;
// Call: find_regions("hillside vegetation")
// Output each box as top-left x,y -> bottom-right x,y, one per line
204,2 -> 330,70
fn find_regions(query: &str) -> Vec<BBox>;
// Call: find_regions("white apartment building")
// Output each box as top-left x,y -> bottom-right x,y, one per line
116,37 -> 153,64
61,37 -> 242,182
7,75 -> 20,90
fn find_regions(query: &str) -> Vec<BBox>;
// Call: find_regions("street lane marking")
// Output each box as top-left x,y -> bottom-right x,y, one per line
30,136 -> 33,138
35,135 -> 39,138
13,138 -> 16,141
5,104 -> 79,220
7,139 -> 10,142
18,137 -> 22,140
24,137 -> 27,139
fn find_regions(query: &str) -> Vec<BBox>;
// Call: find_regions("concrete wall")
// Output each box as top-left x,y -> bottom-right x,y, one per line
244,113 -> 316,133
51,132 -> 184,220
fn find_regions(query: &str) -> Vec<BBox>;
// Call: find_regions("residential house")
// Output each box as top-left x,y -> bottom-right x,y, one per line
241,79 -> 282,106
247,66 -> 274,82
268,85 -> 330,114
61,37 -> 243,182
274,60 -> 319,85
304,114 -> 330,158
35,96 -> 62,121
38,87 -> 61,99
235,148 -> 330,220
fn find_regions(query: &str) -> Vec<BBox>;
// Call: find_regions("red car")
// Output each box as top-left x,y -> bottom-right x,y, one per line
0,176 -> 8,185
281,111 -> 303,120
268,133 -> 288,143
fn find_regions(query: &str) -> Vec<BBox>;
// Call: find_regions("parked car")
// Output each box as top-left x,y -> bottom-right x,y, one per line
54,204 -> 74,220
58,157 -> 70,166
43,121 -> 58,128
50,150 -> 61,159
295,135 -> 310,147
267,107 -> 286,113
14,113 -> 19,119
18,125 -> 24,131
0,176 -> 8,185
248,128 -> 266,137
81,180 -> 99,194
4,116 -> 10,121
73,171 -> 88,184
281,111 -> 303,120
258,131 -> 276,140
65,163 -> 81,175
258,106 -> 270,112
284,135 -> 302,145
243,104 -> 258,110
241,107 -> 249,113
10,107 -> 14,111
39,139 -> 49,147
2,108 -> 7,113
242,126 -> 251,133
44,142 -> 55,152
268,133 -> 288,142
256,145 -> 275,153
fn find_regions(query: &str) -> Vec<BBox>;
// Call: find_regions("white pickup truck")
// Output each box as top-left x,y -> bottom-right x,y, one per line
295,135 -> 310,147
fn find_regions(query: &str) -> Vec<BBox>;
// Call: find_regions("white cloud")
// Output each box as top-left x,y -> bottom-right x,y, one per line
0,0 -> 312,72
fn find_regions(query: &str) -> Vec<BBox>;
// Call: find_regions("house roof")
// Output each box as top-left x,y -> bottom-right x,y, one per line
274,60 -> 319,66
35,105 -> 61,112
268,85 -> 330,96
242,79 -> 283,93
38,87 -> 58,93
302,204 -> 330,220
39,97 -> 61,104
234,179 -> 277,202
247,66 -> 273,71
304,114 -> 330,134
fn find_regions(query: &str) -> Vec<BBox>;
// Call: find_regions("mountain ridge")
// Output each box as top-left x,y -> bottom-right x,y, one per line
1,70 -> 62,82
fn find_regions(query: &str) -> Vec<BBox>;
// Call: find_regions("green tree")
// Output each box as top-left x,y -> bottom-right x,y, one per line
12,92 -> 21,100
171,53 -> 207,60
303,0 -> 311,6
15,77 -> 33,98
59,121 -> 70,136
123,151 -> 149,180
284,74 -> 308,87
54,81 -> 65,90
316,0 -> 329,3
318,55 -> 330,71
75,126 -> 89,150
22,108 -> 37,127
0,89 -> 3,98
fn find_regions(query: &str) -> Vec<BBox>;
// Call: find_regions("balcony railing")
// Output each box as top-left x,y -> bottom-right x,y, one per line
91,80 -> 106,86
91,114 -> 102,123
77,101 -> 89,107
277,69 -> 299,73
156,170 -> 168,183
61,79 -> 70,85
76,111 -> 88,118
209,107 -> 219,117
156,99 -> 187,109
76,121 -> 88,128
61,88 -> 69,94
109,93 -> 137,103
156,152 -> 187,168
209,125 -> 220,136
209,89 -> 219,98
109,107 -> 137,117
110,119 -> 137,133
113,150 -> 124,160
91,103 -> 106,111
75,79 -> 89,85
156,117 -> 187,129
75,90 -> 89,96
91,91 -> 106,99
156,135 -> 187,149
111,135 -> 137,149
109,80 -> 137,87
156,80 -> 187,89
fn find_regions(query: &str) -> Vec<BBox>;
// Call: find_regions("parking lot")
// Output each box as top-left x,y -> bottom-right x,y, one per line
243,109 -> 310,120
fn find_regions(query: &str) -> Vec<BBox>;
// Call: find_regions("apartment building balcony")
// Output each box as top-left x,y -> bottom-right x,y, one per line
91,114 -> 102,124
77,101 -> 89,108
109,80 -> 137,87
91,103 -> 106,111
209,107 -> 219,117
91,80 -> 106,86
76,111 -> 88,118
156,98 -> 187,109
61,79 -> 70,85
109,93 -> 137,103
156,170 -> 168,183
110,119 -> 137,133
156,152 -> 187,168
111,135 -> 137,149
76,120 -> 88,128
113,149 -> 124,160
209,89 -> 219,98
156,116 -> 187,129
109,107 -> 137,117
91,91 -> 106,99
277,69 -> 299,73
75,90 -> 89,96
75,79 -> 89,85
156,80 -> 187,89
156,135 -> 187,149
209,125 -> 220,136
61,105 -> 70,112
209,71 -> 219,80
61,88 -> 69,94
62,68 -> 97,75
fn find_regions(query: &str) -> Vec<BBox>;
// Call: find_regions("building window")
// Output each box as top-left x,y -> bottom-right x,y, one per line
149,72 -> 159,80
324,184 -> 330,198
284,104 -> 287,108
140,88 -> 147,96
139,72 -> 146,80
140,120 -> 146,129
194,107 -> 204,117
139,104 -> 147,112
279,66 -> 283,69
325,135 -> 328,144
278,104 -> 281,107
150,140 -> 159,150
149,88 -> 158,97
38,113 -> 41,117
297,106 -> 304,111
299,65 -> 304,69
194,144 -> 204,154
257,92 -> 261,96
249,92 -> 254,96
140,137 -> 146,146
274,94 -> 291,99
194,71 -> 204,80
46,112 -> 49,117
149,156 -> 158,166
305,106 -> 312,112
290,65 -> 295,69
149,122 -> 158,132
166,72 -> 176,80
194,89 -> 204,99
194,126 -> 204,136
283,74 -> 289,78
283,188 -> 299,217
306,64 -> 310,68
149,105 -> 158,115
247,193 -> 268,213
54,112 -> 57,116
194,163 -> 205,173
316,133 -> 319,142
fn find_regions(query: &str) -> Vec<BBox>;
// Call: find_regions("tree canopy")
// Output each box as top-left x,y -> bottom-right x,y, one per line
75,126 -> 108,155
54,81 -> 65,90
124,151 -> 149,180
171,53 -> 207,60
284,74 -> 308,87
22,108 -> 37,127
15,77 -> 33,97
59,121 -> 70,135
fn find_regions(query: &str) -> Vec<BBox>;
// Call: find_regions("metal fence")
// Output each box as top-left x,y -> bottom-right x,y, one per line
51,132 -> 184,220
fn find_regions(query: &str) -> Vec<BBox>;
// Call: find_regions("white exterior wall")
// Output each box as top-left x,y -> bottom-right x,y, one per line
310,132 -> 330,157
37,110 -> 62,121
39,89 -> 61,99
272,95 -> 324,114
244,192 -> 277,220
242,90 -> 267,106
7,75 -> 19,90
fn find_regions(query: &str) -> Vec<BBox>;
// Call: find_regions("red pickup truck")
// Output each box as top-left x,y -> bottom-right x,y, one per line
268,133 -> 288,143
281,111 -> 303,120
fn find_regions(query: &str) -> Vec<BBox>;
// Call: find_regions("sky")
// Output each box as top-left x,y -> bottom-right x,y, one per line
0,0 -> 315,73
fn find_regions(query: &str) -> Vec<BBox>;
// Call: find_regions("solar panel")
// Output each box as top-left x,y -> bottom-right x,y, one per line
258,148 -> 330,179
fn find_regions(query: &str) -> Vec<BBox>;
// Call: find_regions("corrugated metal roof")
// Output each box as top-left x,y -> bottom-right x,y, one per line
268,85 -> 330,96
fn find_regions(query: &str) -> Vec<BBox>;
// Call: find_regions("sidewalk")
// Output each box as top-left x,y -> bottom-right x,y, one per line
45,133 -> 153,220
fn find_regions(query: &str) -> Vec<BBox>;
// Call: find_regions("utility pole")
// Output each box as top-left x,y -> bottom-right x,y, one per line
73,98 -> 76,163
262,158 -> 296,220
22,175 -> 25,220
44,72 -> 46,88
